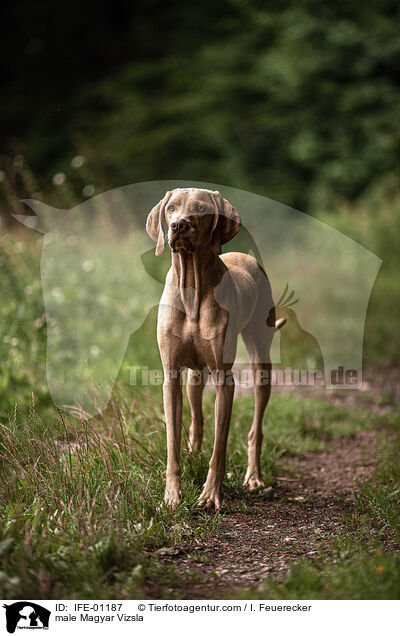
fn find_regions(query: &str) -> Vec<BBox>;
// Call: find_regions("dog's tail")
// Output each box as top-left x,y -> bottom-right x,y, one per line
268,283 -> 298,330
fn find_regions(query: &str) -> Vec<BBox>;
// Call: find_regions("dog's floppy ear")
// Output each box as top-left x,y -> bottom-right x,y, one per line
146,191 -> 173,256
211,193 -> 241,254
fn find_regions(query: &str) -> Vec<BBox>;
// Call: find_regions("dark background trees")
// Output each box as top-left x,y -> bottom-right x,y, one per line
1,0 -> 399,212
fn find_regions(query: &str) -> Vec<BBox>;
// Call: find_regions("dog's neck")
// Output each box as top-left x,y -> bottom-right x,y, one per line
171,247 -> 220,319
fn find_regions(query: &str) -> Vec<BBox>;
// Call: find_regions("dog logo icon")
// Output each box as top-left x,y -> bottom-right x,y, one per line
3,602 -> 50,634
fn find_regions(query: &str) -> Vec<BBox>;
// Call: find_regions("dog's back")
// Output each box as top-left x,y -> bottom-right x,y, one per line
220,252 -> 274,336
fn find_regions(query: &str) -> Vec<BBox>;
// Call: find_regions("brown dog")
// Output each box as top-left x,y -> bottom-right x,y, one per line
146,188 -> 285,509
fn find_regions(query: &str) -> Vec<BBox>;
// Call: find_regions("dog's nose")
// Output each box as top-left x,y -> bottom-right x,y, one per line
170,218 -> 189,232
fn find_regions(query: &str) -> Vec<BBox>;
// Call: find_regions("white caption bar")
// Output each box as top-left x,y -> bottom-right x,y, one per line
1,599 -> 398,636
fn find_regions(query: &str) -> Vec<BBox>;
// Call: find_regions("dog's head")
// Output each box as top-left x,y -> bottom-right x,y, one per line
146,188 -> 241,255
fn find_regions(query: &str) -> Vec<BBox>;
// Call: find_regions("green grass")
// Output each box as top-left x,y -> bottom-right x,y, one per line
238,551 -> 400,600
0,393 -> 216,598
0,387 -> 396,599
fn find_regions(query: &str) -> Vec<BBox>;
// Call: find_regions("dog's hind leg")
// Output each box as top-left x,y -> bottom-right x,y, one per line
241,321 -> 273,490
187,369 -> 205,454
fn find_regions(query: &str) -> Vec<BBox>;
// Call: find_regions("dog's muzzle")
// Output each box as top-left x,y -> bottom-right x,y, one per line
169,218 -> 193,253
170,218 -> 190,233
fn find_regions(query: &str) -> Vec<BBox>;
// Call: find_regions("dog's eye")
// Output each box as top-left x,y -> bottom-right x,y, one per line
167,205 -> 175,211
195,204 -> 205,212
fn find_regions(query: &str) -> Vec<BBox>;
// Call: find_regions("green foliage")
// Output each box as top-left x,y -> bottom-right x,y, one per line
0,235 -> 49,415
319,190 -> 400,366
79,0 -> 400,210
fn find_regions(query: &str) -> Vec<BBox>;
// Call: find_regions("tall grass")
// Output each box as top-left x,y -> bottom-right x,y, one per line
0,393 -> 216,598
0,384 -> 391,599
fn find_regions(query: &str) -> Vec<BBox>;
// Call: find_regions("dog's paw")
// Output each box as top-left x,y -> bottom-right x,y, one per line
161,489 -> 182,510
244,475 -> 265,491
197,495 -> 221,511
198,485 -> 221,511
157,500 -> 179,512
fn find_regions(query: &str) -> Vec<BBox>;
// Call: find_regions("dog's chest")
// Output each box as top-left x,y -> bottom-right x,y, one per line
157,265 -> 239,342
158,299 -> 229,369
158,296 -> 228,342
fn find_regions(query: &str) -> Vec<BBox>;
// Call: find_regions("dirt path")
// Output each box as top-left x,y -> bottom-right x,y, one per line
146,429 -> 379,599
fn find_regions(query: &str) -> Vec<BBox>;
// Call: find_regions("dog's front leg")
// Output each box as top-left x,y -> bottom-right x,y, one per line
163,371 -> 183,507
198,371 -> 234,510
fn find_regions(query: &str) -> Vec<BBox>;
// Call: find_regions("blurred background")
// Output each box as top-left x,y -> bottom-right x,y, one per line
1,0 -> 399,211
0,0 -> 399,412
